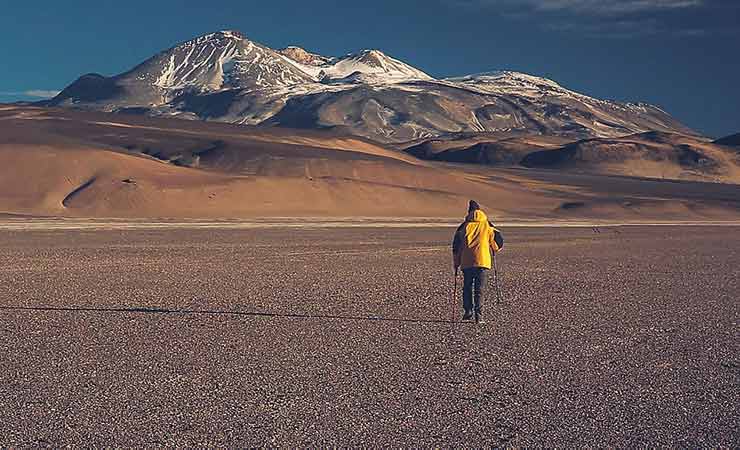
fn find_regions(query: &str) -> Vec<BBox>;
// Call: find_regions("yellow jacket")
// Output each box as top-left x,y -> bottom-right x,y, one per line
452,210 -> 503,270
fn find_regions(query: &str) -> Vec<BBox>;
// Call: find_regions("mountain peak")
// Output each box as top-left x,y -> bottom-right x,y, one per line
278,46 -> 332,66
358,49 -> 385,57
109,30 -> 315,95
353,49 -> 390,67
205,30 -> 245,40
345,49 -> 388,61
321,48 -> 433,81
447,71 -> 562,88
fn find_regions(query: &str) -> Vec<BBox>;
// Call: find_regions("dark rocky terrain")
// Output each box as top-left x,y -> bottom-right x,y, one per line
405,131 -> 740,184
1,225 -> 737,446
714,132 -> 740,148
518,131 -> 740,183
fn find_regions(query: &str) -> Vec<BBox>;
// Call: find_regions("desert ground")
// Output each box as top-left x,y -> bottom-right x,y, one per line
1,224 -> 737,446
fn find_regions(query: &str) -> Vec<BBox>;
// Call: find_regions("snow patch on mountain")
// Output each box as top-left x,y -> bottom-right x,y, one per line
145,31 -> 314,94
278,47 -> 433,83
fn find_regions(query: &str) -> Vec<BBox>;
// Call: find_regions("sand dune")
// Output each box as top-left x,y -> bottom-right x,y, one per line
0,107 -> 553,218
0,144 -> 492,217
1,106 -> 739,220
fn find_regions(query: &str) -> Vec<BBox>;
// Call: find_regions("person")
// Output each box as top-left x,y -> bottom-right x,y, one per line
452,200 -> 504,323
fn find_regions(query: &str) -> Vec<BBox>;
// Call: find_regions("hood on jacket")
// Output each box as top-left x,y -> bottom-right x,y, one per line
468,200 -> 481,213
466,209 -> 488,223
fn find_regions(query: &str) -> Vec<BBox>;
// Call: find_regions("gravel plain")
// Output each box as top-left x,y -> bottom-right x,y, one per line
0,225 -> 737,446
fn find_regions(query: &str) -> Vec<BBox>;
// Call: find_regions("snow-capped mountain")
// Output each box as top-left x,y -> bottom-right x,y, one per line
276,47 -> 432,82
52,31 -> 315,108
49,30 -> 695,143
320,49 -> 433,82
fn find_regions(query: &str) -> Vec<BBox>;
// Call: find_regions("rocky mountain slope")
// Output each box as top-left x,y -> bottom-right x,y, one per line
405,133 -> 572,165
520,131 -> 740,183
48,30 -> 695,143
404,130 -> 740,184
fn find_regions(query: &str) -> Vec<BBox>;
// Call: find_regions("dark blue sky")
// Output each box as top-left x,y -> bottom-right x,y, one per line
1,0 -> 737,137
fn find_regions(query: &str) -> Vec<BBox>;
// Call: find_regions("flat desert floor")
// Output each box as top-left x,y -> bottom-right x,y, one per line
0,225 -> 737,446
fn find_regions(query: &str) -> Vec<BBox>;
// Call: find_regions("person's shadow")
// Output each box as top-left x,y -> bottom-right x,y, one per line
0,305 -> 458,324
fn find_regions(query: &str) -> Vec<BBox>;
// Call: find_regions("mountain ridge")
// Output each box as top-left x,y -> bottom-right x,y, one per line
714,132 -> 740,148
48,30 -> 696,143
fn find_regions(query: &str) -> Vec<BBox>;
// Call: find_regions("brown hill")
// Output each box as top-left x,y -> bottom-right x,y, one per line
405,130 -> 740,184
1,106 -> 739,221
520,131 -> 740,184
404,133 -> 570,165
0,106 -> 556,218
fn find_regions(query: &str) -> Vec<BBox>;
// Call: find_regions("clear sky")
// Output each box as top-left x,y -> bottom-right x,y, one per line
1,0 -> 737,137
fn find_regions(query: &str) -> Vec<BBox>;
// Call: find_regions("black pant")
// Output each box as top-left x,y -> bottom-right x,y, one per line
462,267 -> 487,313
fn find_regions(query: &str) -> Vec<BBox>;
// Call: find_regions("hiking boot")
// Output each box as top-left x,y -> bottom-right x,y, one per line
462,310 -> 474,321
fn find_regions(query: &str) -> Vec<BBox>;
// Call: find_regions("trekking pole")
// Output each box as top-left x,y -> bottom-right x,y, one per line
452,268 -> 459,323
448,268 -> 458,348
493,253 -> 503,304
